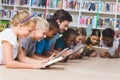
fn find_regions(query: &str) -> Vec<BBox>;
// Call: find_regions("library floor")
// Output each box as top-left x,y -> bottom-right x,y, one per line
0,57 -> 120,80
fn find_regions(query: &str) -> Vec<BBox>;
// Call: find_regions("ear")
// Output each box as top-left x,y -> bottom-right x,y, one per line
56,19 -> 60,25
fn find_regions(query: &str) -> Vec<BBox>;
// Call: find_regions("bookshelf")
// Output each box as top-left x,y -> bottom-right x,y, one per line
0,0 -> 120,31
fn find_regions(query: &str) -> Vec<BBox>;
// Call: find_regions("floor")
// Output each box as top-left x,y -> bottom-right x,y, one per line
0,57 -> 120,80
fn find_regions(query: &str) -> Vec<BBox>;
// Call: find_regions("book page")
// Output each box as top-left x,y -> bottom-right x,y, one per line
92,46 -> 109,54
65,45 -> 85,58
53,48 -> 69,59
44,56 -> 63,67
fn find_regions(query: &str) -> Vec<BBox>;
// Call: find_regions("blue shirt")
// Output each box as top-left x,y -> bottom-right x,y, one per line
54,37 -> 68,50
35,38 -> 50,55
49,33 -> 63,46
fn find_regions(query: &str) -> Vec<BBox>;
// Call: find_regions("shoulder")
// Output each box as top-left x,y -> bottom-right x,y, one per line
36,38 -> 45,46
0,28 -> 17,45
21,36 -> 33,47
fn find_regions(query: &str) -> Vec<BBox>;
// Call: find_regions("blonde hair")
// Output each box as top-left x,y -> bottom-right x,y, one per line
10,10 -> 36,27
33,17 -> 49,30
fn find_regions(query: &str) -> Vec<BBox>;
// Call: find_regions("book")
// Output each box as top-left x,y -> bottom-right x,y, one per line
0,10 -> 16,19
92,46 -> 109,54
16,0 -> 30,6
53,48 -> 69,59
44,56 -> 63,67
62,0 -> 80,10
65,45 -> 85,58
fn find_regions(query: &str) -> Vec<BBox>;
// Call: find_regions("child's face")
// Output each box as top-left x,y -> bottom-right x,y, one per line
76,35 -> 86,44
59,20 -> 70,33
66,34 -> 76,46
19,22 -> 35,39
46,27 -> 58,40
90,35 -> 100,45
102,36 -> 113,46
34,27 -> 49,42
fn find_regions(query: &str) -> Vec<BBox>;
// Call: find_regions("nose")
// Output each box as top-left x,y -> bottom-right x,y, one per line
44,34 -> 46,38
65,27 -> 68,31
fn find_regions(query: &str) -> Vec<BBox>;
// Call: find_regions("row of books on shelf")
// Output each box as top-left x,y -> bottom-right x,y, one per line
62,0 -> 80,10
1,0 -> 30,6
0,0 -> 118,13
79,16 -> 115,28
1,9 -> 120,29
31,0 -> 62,8
81,1 -> 116,13
0,10 -> 17,19
1,0 -> 62,8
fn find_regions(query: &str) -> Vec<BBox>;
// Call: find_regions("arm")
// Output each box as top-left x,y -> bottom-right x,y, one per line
2,41 -> 44,69
18,48 -> 48,64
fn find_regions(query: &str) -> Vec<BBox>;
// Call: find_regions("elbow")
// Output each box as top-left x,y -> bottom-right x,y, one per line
5,61 -> 15,68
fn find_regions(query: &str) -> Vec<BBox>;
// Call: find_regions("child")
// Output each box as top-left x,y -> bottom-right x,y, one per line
35,19 -> 59,57
100,28 -> 119,58
81,29 -> 101,57
89,29 -> 101,46
55,28 -> 77,51
0,10 -> 45,69
20,17 -> 50,60
54,28 -> 77,62
49,9 -> 73,51
75,28 -> 87,45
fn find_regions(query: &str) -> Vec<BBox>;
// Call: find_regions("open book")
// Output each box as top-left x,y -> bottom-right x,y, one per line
65,45 -> 85,58
44,56 -> 63,67
53,48 -> 69,59
43,45 -> 85,67
92,46 -> 109,54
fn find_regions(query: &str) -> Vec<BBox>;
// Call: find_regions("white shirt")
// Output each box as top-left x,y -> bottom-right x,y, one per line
0,28 -> 18,64
100,38 -> 119,49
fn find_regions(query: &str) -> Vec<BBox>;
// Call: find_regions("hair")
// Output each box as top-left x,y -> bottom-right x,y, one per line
34,17 -> 49,30
10,10 -> 36,27
47,18 -> 59,30
91,29 -> 101,37
53,9 -> 72,22
76,28 -> 86,36
102,28 -> 115,38
63,28 -> 77,39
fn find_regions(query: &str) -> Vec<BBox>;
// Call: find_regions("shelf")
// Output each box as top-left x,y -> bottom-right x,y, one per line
79,25 -> 106,30
64,9 -> 79,12
15,5 -> 30,8
0,4 -> 14,7
80,10 -> 97,14
47,8 -> 60,11
31,6 -> 46,10
99,12 -> 116,15
0,0 -> 119,30
0,18 -> 11,20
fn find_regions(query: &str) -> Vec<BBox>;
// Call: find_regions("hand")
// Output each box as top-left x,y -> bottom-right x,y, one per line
62,49 -> 73,57
33,63 -> 46,69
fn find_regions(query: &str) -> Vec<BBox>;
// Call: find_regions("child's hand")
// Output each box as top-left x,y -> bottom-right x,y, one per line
62,50 -> 73,57
48,53 -> 56,60
70,52 -> 81,59
33,63 -> 46,69
90,52 -> 97,57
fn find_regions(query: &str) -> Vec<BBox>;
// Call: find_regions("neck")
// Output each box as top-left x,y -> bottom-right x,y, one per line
11,27 -> 19,37
29,32 -> 35,41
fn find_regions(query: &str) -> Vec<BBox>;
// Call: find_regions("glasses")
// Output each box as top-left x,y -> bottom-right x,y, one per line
20,14 -> 34,24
